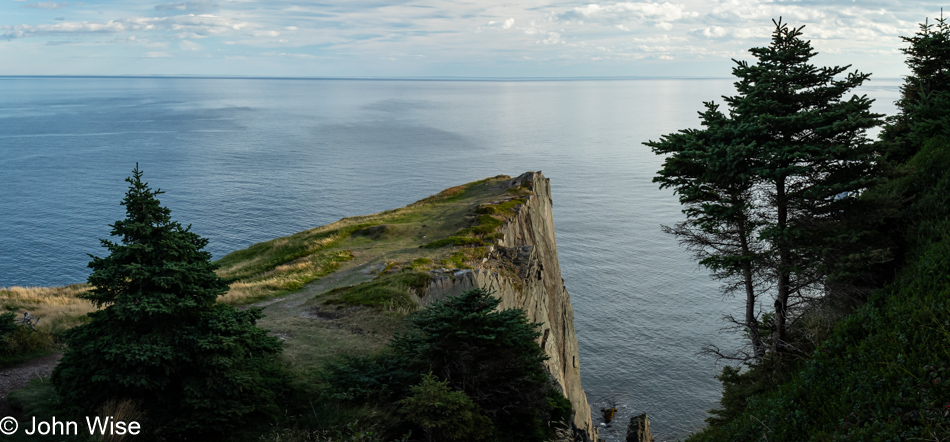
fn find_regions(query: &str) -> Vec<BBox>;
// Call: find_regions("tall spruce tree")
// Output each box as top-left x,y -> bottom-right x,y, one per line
883,11 -> 950,160
648,102 -> 767,362
737,20 -> 881,356
52,165 -> 284,436
649,19 -> 881,361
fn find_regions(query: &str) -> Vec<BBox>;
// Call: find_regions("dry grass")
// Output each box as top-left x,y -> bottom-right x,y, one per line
94,399 -> 146,442
0,284 -> 97,332
213,177 -> 507,305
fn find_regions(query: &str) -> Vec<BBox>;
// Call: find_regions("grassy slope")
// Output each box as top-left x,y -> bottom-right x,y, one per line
1,174 -> 530,383
689,139 -> 950,441
231,174 -> 530,378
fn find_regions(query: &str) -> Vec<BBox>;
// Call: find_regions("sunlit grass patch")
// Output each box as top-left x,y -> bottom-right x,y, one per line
0,284 -> 97,332
323,272 -> 430,311
218,250 -> 355,305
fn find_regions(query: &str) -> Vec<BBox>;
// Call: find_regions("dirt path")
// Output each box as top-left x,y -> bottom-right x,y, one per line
0,353 -> 62,416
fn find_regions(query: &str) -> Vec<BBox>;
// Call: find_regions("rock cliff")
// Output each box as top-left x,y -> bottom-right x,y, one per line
424,171 -> 597,441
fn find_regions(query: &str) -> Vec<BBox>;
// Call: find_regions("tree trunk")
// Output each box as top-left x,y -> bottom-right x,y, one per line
772,177 -> 790,356
739,219 -> 765,363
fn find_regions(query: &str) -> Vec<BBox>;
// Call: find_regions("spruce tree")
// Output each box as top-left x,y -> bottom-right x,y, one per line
648,102 -> 767,362
391,287 -> 567,442
883,11 -> 950,160
52,165 -> 284,436
734,20 -> 881,356
649,19 -> 881,361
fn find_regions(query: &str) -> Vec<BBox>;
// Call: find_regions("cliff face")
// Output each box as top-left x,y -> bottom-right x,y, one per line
424,172 -> 597,440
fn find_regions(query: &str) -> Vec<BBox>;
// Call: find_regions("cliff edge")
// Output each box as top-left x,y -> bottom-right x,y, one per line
424,172 -> 597,440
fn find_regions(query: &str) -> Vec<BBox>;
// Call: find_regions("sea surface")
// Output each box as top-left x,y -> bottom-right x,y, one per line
0,76 -> 900,440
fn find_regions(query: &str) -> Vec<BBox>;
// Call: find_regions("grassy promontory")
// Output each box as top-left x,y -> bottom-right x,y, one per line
2,173 -> 563,441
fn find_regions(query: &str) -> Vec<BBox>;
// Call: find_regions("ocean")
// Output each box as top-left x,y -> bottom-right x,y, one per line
0,76 -> 900,440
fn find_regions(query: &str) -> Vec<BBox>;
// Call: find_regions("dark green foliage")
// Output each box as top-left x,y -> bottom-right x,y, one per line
51,165 -> 286,437
326,352 -> 423,403
397,373 -> 493,442
0,313 -> 57,366
883,12 -> 950,161
393,287 -> 562,442
0,312 -> 18,336
689,138 -> 950,441
328,288 -> 570,442
648,19 -> 882,362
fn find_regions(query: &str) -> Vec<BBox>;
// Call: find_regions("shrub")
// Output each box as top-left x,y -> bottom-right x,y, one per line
397,373 -> 493,441
329,288 -> 570,442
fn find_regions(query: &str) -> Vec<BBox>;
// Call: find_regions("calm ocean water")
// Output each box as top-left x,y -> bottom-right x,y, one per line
0,76 -> 900,440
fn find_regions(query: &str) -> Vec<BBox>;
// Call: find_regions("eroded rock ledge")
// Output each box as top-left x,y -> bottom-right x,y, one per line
424,172 -> 598,441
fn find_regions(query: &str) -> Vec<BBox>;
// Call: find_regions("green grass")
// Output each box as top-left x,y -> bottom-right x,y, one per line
420,236 -> 486,249
476,198 -> 527,215
215,174 -> 521,305
689,138 -> 950,441
324,272 -> 431,310
4,378 -> 87,442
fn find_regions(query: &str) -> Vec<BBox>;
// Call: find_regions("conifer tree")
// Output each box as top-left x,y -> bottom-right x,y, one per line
392,287 -> 567,442
649,19 -> 881,361
736,20 -> 881,356
883,11 -> 950,159
52,165 -> 284,436
648,103 -> 767,362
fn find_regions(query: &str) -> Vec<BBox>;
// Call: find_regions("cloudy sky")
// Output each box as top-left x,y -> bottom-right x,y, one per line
0,0 -> 944,77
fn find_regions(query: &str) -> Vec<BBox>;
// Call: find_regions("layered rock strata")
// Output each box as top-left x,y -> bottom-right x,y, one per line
424,171 -> 597,441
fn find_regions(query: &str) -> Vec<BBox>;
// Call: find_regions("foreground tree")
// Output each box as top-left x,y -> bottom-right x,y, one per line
52,165 -> 285,436
883,11 -> 950,160
328,287 -> 572,441
648,103 -> 767,362
649,19 -> 881,362
393,287 -> 570,442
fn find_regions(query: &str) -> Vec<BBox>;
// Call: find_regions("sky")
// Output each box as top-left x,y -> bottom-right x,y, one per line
0,0 -> 945,78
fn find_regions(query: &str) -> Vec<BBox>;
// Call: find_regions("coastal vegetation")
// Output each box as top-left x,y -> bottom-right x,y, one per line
4,12 -> 950,442
51,166 -> 287,439
2,171 -> 572,441
650,14 -> 950,441
0,285 -> 94,366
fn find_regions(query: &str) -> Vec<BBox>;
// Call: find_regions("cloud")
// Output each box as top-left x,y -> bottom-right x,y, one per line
555,2 -> 698,25
689,25 -> 766,40
179,39 -> 200,50
21,2 -> 69,10
0,13 -> 265,40
154,0 -> 216,14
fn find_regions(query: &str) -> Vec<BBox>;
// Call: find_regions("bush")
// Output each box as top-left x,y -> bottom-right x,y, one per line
329,288 -> 570,442
397,373 -> 493,441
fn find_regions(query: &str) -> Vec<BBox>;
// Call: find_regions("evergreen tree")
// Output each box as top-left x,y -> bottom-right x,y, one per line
391,287 -> 568,442
883,11 -> 950,160
648,102 -> 767,362
735,20 -> 881,356
649,19 -> 881,361
52,165 -> 285,437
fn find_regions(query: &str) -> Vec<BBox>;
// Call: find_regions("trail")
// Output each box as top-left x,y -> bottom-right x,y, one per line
0,353 -> 61,416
